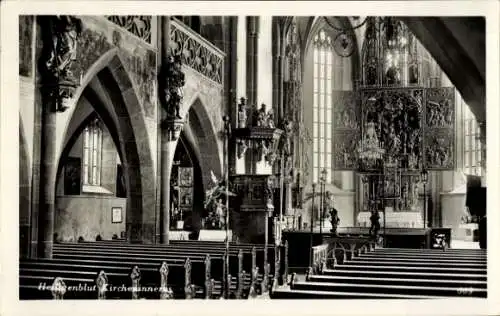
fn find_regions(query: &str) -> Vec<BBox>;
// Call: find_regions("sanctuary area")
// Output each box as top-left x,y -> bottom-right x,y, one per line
18,15 -> 486,299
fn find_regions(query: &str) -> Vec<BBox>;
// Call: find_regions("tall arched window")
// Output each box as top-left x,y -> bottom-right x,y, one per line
463,102 -> 482,176
83,119 -> 103,186
311,27 -> 352,183
312,30 -> 333,183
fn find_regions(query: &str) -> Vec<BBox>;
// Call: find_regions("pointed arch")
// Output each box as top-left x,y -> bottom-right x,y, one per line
185,96 -> 223,188
55,51 -> 156,243
304,17 -> 360,84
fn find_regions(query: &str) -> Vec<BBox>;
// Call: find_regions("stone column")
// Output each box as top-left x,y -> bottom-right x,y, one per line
37,16 -> 82,258
160,127 -> 182,244
38,98 -> 57,258
159,17 -> 172,244
159,17 -> 186,244
284,177 -> 293,216
245,16 -> 259,174
227,17 -> 238,174
272,19 -> 282,120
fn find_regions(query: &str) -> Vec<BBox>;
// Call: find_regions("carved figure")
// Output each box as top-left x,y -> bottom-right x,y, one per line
215,198 -> 225,228
286,22 -> 300,82
369,210 -> 380,238
366,58 -> 378,85
256,104 -> 267,127
282,119 -> 294,155
265,150 -> 278,165
255,140 -> 268,160
42,16 -> 83,112
96,270 -> 108,299
254,104 -> 275,128
164,54 -> 185,119
45,16 -> 82,82
237,139 -> 248,159
159,261 -> 169,287
261,263 -> 270,294
237,98 -> 248,128
412,182 -> 419,208
160,261 -> 174,300
51,277 -> 67,300
184,284 -> 196,299
267,109 -> 275,128
329,208 -> 340,235
130,266 -> 141,299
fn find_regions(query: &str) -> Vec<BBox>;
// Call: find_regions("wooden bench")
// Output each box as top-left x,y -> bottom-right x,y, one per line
55,241 -> 289,297
20,257 -> 205,299
23,239 -> 290,299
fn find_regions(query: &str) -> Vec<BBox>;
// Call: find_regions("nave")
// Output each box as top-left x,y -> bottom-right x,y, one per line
16,13 -> 490,303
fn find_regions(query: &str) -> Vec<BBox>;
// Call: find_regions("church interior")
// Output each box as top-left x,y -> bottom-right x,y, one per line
18,15 -> 487,300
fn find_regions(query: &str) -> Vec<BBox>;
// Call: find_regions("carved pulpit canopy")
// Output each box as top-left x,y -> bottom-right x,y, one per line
39,15 -> 83,112
233,101 -> 283,166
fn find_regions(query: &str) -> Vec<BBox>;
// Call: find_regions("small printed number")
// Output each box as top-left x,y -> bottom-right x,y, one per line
457,287 -> 474,295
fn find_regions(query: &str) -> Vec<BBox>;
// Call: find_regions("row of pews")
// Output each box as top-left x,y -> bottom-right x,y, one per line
20,240 -> 289,299
272,236 -> 487,299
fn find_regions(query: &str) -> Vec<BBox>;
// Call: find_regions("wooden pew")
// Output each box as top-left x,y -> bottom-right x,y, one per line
20,257 -> 207,299
23,239 -> 287,300
53,243 -> 258,297
55,241 -> 287,298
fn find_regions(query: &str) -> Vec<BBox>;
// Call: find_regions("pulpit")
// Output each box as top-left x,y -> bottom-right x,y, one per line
230,175 -> 275,244
230,105 -> 284,245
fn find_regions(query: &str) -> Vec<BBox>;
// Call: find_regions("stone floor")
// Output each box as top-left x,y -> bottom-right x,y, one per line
450,239 -> 480,249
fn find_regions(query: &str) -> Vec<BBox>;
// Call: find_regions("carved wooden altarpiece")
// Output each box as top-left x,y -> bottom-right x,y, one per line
332,86 -> 455,222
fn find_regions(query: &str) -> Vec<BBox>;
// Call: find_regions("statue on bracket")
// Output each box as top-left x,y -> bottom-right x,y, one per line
237,139 -> 248,159
41,16 -> 83,112
163,54 -> 185,120
237,97 -> 248,128
329,207 -> 340,235
285,20 -> 300,82
254,104 -> 275,128
265,150 -> 278,165
281,119 -> 294,157
264,178 -> 274,210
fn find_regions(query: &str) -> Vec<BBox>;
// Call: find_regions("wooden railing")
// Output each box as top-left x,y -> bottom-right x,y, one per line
308,243 -> 329,278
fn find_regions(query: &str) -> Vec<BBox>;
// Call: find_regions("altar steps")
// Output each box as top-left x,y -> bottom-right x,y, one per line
321,268 -> 486,281
286,281 -> 486,297
349,258 -> 485,268
271,288 -> 453,299
307,274 -> 487,289
323,268 -> 486,281
333,263 -> 486,274
356,254 -> 486,261
371,248 -> 486,255
271,248 -> 486,299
